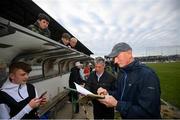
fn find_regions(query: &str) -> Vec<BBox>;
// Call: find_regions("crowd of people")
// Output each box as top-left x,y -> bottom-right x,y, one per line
0,12 -> 161,119
68,42 -> 161,119
0,13 -> 78,119
28,13 -> 80,50
0,36 -> 161,119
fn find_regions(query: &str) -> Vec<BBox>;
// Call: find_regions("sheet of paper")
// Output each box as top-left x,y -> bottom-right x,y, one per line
74,82 -> 93,95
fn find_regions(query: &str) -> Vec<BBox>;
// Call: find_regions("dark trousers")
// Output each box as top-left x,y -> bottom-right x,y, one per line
69,91 -> 79,113
92,100 -> 114,119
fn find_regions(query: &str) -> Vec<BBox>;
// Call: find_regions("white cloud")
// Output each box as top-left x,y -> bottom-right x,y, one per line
33,0 -> 180,57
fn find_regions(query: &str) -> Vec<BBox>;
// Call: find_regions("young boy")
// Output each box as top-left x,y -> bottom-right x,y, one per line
28,13 -> 51,38
0,62 -> 47,119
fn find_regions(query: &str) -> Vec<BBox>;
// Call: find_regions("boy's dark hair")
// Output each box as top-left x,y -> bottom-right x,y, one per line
61,33 -> 71,39
38,13 -> 50,22
9,62 -> 32,74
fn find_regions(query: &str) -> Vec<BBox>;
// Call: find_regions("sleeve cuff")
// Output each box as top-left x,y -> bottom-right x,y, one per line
24,104 -> 33,113
116,101 -> 132,115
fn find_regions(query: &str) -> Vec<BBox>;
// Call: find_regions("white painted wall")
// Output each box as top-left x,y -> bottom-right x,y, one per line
33,73 -> 70,101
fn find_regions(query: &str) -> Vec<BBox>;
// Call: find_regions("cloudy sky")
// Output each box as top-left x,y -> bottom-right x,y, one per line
33,0 -> 180,57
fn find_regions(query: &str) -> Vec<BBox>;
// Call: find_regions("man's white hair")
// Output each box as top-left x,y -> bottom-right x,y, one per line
75,61 -> 81,66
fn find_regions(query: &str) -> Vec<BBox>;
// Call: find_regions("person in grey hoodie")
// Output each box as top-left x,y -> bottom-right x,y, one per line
0,62 -> 47,119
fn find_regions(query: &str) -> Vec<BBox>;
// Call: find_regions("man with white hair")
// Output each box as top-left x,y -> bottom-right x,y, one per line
70,37 -> 78,48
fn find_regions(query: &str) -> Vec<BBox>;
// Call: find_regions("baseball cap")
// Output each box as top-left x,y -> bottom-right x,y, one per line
107,42 -> 132,58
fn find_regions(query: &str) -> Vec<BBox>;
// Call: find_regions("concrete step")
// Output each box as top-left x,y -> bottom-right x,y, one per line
55,102 -> 73,119
73,104 -> 93,119
55,101 -> 94,119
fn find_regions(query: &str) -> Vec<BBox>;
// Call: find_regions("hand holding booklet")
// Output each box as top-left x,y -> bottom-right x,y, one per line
74,82 -> 105,99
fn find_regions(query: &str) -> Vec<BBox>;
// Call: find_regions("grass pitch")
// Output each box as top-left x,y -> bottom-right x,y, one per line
147,62 -> 180,109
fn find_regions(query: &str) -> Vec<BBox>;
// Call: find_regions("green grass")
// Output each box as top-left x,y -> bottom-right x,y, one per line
146,62 -> 180,109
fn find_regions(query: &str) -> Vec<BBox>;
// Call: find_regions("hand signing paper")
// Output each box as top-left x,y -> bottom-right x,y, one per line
97,87 -> 108,95
98,95 -> 118,107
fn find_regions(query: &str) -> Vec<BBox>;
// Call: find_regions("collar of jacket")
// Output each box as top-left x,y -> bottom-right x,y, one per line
121,59 -> 142,71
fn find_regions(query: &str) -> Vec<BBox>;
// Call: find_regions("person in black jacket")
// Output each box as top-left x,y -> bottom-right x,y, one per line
98,42 -> 161,119
68,61 -> 84,113
85,57 -> 116,119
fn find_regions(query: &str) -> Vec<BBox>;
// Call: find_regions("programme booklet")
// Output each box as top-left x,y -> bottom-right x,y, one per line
74,82 -> 105,99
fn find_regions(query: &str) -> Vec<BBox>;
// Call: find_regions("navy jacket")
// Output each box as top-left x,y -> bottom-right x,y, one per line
111,60 -> 161,118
